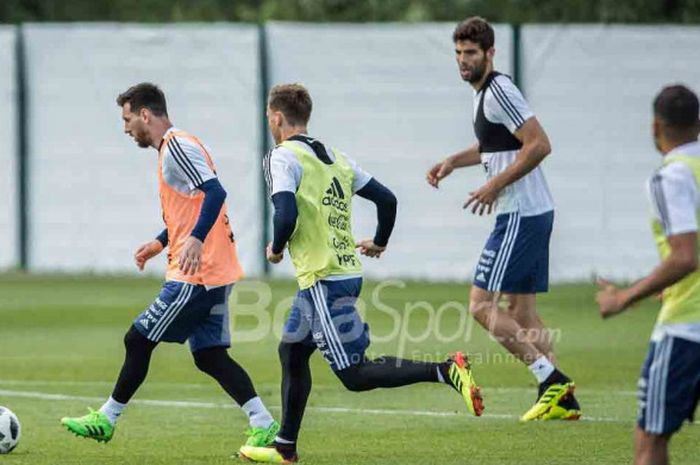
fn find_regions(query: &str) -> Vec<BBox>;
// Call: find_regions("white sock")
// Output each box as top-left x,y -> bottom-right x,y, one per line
275,436 -> 295,445
528,356 -> 555,384
99,397 -> 127,425
241,397 -> 275,428
436,366 -> 446,384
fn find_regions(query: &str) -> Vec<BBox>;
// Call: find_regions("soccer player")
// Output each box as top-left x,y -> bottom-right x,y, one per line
60,83 -> 279,449
238,83 -> 483,464
597,85 -> 700,465
426,17 -> 581,421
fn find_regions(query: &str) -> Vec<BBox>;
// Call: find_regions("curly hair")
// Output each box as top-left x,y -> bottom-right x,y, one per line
452,17 -> 495,51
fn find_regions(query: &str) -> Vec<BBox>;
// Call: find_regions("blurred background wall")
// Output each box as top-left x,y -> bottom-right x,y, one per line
2,1 -> 700,282
0,26 -> 17,270
22,24 -> 263,275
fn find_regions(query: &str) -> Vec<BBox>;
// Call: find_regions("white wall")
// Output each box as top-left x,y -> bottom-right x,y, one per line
523,25 -> 700,281
14,23 -> 700,282
0,26 -> 17,270
23,24 -> 263,276
266,22 -> 513,281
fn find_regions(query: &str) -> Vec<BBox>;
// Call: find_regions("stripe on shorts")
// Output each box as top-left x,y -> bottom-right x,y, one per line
646,336 -> 673,433
487,212 -> 520,291
494,213 -> 522,291
310,283 -> 349,369
148,284 -> 193,341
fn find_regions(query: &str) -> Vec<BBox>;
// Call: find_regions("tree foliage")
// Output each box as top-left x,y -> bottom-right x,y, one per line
1,0 -> 700,23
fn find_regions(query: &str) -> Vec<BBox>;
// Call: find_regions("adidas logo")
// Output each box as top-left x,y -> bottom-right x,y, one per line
325,177 -> 346,199
140,318 -> 150,329
85,425 -> 106,437
476,272 -> 486,282
322,177 -> 348,212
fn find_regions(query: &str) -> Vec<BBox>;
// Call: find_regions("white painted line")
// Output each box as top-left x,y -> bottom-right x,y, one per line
489,386 -> 638,397
0,388 -> 627,423
0,379 -> 638,396
0,379 -> 208,389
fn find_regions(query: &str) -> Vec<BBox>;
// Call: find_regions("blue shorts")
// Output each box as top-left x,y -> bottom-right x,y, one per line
472,210 -> 553,294
133,281 -> 232,353
282,278 -> 370,372
637,334 -> 700,435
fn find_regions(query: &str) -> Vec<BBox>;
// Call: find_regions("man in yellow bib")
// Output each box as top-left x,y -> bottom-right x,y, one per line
239,83 -> 483,464
597,84 -> 700,465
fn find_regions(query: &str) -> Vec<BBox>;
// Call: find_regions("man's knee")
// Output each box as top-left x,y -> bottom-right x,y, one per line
192,347 -> 228,375
278,342 -> 292,363
335,366 -> 372,392
635,426 -> 671,458
124,325 -> 155,351
279,342 -> 314,372
468,287 -> 495,322
506,294 -> 537,320
639,429 -> 670,446
278,342 -> 296,369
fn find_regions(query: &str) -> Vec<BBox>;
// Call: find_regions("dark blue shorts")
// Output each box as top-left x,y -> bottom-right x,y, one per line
133,281 -> 232,353
472,210 -> 553,294
637,334 -> 700,435
282,278 -> 370,372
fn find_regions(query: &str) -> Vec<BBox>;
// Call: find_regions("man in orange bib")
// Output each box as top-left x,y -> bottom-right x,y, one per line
60,83 -> 279,451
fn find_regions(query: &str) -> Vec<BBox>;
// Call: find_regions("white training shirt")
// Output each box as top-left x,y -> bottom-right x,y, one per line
648,141 -> 700,237
473,74 -> 554,217
264,138 -> 372,196
648,141 -> 700,343
161,127 -> 217,193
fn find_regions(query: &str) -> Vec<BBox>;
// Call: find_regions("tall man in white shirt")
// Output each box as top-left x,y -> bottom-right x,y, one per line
427,16 -> 581,421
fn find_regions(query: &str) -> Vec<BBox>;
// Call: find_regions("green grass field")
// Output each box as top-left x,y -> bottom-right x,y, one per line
0,274 -> 697,464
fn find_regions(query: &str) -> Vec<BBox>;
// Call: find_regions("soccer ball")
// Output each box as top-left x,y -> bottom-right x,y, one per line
0,406 -> 20,454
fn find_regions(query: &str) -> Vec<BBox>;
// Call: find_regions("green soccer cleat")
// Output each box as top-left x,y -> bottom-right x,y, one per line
238,445 -> 298,464
244,420 -> 280,447
447,351 -> 484,416
60,408 -> 114,443
520,382 -> 577,422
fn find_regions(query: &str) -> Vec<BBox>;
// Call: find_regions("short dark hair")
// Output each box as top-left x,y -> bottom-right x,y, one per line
654,85 -> 699,129
268,83 -> 312,126
453,16 -> 495,51
116,82 -> 168,116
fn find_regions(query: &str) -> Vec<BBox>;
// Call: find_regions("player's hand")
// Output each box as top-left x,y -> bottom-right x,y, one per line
266,242 -> 284,264
134,240 -> 164,271
356,239 -> 386,258
463,181 -> 501,215
179,236 -> 203,275
426,159 -> 454,188
596,278 -> 628,319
